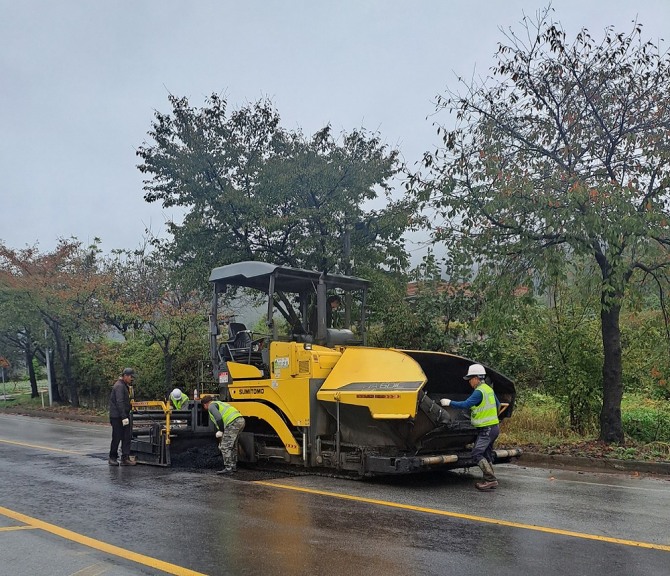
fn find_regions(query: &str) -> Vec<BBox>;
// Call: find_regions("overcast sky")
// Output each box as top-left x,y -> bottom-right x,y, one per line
2,1 -> 668,259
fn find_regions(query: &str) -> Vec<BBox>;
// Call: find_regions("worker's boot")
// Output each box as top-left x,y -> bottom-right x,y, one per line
108,457 -> 118,466
475,459 -> 498,491
120,457 -> 136,466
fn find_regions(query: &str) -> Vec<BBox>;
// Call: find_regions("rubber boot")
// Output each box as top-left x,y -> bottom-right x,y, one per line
475,459 -> 498,490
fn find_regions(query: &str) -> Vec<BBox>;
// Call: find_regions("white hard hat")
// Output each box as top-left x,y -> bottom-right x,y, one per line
170,388 -> 183,399
463,364 -> 487,380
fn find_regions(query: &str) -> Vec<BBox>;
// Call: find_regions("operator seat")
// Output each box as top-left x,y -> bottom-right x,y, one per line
228,322 -> 250,345
219,323 -> 251,362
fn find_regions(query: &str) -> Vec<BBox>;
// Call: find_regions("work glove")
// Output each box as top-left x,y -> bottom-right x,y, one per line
122,418 -> 130,426
216,431 -> 223,439
440,398 -> 451,407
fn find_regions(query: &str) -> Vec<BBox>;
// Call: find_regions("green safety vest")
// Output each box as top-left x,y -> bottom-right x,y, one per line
471,383 -> 499,428
208,400 -> 241,430
171,395 -> 190,410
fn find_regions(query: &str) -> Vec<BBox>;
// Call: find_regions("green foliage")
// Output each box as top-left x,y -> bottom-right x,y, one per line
621,395 -> 670,443
412,11 -> 670,443
622,410 -> 670,443
137,94 -> 412,290
609,446 -> 639,460
73,341 -> 123,408
541,315 -> 603,436
366,270 -> 417,348
499,391 -> 670,461
1,239 -> 213,407
454,265 -> 604,435
32,358 -> 46,380
169,332 -> 210,393
99,246 -> 211,391
72,329 -> 208,406
113,332 -> 206,401
367,254 -> 479,351
499,392 -> 577,444
0,239 -> 111,406
620,310 -> 670,400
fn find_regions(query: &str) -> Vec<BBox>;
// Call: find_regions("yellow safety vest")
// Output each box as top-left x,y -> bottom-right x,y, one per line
171,396 -> 189,410
471,383 -> 499,428
208,400 -> 241,429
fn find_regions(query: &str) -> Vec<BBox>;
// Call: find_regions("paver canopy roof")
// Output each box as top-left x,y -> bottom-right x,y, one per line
209,261 -> 369,293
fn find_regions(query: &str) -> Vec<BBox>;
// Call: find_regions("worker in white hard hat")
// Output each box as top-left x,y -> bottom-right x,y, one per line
440,363 -> 501,491
169,388 -> 191,410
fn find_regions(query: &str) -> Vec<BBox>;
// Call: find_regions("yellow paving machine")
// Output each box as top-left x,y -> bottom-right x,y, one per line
130,262 -> 522,476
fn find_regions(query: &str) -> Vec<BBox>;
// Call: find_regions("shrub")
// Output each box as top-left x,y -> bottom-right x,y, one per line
504,392 -> 567,435
622,407 -> 670,443
620,310 -> 670,400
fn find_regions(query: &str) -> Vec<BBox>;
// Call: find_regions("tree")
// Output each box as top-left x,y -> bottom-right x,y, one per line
369,252 -> 480,351
412,10 -> 670,442
137,95 -> 412,288
0,322 -> 39,398
0,289 -> 43,398
0,240 -> 107,406
101,247 -> 208,394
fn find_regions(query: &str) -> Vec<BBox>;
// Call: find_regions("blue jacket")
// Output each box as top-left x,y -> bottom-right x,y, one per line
449,389 -> 500,412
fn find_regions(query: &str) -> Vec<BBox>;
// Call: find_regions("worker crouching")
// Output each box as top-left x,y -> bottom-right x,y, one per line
201,395 -> 245,474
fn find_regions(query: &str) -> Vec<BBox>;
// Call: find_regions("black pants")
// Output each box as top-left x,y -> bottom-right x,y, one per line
109,417 -> 131,459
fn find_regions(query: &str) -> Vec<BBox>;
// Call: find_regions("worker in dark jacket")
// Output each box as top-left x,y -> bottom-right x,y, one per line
441,363 -> 500,490
108,368 -> 137,466
201,395 -> 245,474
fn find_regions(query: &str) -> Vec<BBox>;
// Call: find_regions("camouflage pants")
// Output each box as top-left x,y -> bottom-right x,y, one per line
218,417 -> 245,471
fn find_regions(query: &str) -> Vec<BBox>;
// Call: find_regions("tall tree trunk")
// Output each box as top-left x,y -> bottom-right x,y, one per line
24,343 -> 38,398
52,324 -> 79,407
48,349 -> 62,403
600,301 -> 624,443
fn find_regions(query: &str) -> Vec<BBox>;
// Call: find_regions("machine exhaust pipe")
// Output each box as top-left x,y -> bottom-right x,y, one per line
419,454 -> 459,466
494,448 -> 523,459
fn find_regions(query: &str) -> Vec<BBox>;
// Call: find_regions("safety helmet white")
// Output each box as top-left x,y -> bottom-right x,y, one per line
463,364 -> 487,380
170,388 -> 183,399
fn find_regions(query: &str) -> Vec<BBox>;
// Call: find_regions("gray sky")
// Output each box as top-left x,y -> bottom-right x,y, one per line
2,1 -> 668,258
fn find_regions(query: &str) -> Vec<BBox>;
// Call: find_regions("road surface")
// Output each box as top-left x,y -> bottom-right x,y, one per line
0,413 -> 668,575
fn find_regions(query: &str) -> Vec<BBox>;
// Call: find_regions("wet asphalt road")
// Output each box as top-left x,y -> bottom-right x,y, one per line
0,413 -> 668,576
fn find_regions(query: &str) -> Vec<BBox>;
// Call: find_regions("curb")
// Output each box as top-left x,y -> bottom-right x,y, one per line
0,407 -> 107,425
517,452 -> 670,477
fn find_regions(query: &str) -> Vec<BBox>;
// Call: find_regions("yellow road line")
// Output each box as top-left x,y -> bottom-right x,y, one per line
0,525 -> 38,532
0,506 -> 207,576
0,438 -> 86,454
255,480 -> 670,552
